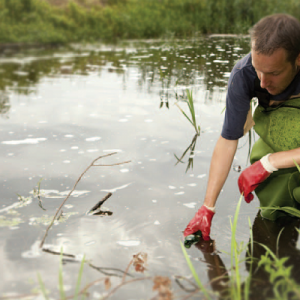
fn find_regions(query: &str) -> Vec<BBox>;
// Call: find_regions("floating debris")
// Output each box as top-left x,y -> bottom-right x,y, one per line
87,192 -> 112,215
0,215 -> 24,227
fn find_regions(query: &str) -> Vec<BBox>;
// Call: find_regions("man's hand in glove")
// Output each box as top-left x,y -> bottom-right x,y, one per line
184,205 -> 215,241
238,153 -> 278,203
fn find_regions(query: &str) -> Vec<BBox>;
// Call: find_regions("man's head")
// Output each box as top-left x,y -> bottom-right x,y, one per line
250,14 -> 300,95
250,14 -> 300,63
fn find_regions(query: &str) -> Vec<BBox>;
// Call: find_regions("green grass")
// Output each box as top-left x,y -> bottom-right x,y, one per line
38,250 -> 86,299
175,89 -> 200,135
181,195 -> 300,299
0,0 -> 300,44
180,241 -> 212,299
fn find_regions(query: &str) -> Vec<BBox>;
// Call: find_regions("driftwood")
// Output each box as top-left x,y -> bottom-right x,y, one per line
39,152 -> 130,248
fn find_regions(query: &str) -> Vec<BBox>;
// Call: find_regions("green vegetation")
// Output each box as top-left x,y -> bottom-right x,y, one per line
0,0 -> 300,44
181,196 -> 300,299
176,89 -> 200,136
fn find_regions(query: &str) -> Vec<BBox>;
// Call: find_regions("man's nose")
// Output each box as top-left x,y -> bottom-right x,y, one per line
260,73 -> 269,89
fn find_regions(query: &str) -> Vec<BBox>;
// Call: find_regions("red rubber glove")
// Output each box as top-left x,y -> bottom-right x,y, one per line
184,205 -> 215,241
238,154 -> 277,203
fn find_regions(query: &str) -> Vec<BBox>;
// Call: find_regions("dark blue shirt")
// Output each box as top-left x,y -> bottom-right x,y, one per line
221,53 -> 300,140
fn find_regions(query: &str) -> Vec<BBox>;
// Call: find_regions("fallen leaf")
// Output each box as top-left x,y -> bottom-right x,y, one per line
132,252 -> 147,273
153,276 -> 173,300
104,277 -> 111,290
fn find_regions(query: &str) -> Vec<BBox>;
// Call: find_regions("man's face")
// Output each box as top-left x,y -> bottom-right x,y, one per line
251,46 -> 300,95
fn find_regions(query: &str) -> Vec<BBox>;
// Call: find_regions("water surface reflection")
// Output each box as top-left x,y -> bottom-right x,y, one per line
195,213 -> 300,299
0,37 -> 286,299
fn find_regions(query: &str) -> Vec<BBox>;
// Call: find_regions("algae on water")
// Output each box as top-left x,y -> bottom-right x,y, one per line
0,215 -> 24,227
29,212 -> 78,226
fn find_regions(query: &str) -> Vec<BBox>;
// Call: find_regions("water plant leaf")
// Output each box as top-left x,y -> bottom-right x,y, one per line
180,241 -> 212,299
175,89 -> 200,135
37,273 -> 49,300
230,195 -> 243,299
260,206 -> 300,218
293,159 -> 300,173
74,254 -> 86,300
175,102 -> 196,129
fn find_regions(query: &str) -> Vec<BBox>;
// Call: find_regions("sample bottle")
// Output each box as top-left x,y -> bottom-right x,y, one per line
184,230 -> 202,248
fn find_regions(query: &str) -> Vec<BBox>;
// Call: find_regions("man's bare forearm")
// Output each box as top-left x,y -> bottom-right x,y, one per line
203,136 -> 238,208
269,148 -> 300,170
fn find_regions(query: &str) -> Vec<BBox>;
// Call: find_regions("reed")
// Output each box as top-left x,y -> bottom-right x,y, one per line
175,89 -> 200,135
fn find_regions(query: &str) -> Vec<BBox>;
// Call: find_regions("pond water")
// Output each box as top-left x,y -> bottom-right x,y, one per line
1,37 -> 300,299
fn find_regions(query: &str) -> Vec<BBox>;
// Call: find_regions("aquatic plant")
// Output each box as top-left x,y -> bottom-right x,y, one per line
180,194 -> 300,299
258,244 -> 300,300
180,241 -> 212,299
175,89 -> 200,136
174,133 -> 199,172
43,250 -> 86,300
37,250 -> 175,299
181,196 -> 253,299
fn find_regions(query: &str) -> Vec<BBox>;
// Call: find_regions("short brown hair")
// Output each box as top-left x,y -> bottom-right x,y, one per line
250,14 -> 300,63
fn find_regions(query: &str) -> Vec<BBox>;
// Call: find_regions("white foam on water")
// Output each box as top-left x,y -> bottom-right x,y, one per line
101,183 -> 132,193
175,191 -> 185,195
198,174 -> 207,179
183,202 -> 197,209
2,138 -> 47,145
85,137 -> 101,142
117,240 -> 140,247
21,241 -> 42,258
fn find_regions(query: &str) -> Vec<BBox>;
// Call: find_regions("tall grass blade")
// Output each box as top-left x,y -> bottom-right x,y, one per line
175,89 -> 200,135
293,159 -> 300,172
175,102 -> 196,129
180,241 -> 212,300
230,195 -> 243,299
74,255 -> 86,300
260,206 -> 300,218
37,273 -> 49,300
243,218 -> 253,300
186,89 -> 196,125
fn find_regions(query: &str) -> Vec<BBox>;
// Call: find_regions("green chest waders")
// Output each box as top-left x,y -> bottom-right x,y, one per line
250,98 -> 300,220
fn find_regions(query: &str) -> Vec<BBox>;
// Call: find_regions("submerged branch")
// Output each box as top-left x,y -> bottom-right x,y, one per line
65,278 -> 106,300
39,153 -> 131,248
101,277 -> 153,300
88,262 -> 133,278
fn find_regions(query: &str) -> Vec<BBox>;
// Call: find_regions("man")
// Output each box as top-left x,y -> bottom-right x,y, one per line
184,14 -> 300,240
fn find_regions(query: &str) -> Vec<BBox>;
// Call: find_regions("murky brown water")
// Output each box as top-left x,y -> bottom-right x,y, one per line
1,37 -> 299,299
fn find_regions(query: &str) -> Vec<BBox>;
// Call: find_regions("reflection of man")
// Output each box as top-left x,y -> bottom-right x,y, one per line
195,214 -> 300,300
184,14 -> 300,240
